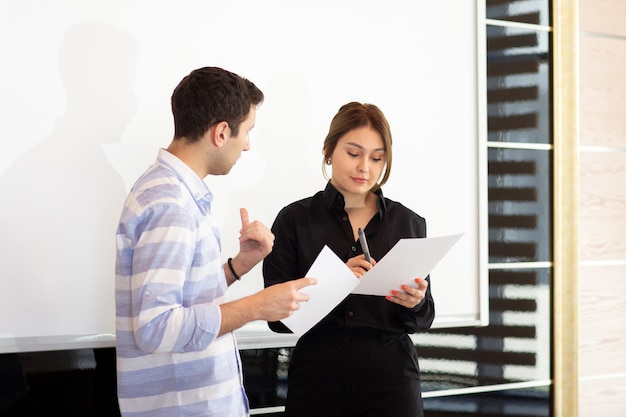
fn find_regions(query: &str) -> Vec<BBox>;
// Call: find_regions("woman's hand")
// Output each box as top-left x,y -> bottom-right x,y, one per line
346,254 -> 376,278
386,278 -> 428,309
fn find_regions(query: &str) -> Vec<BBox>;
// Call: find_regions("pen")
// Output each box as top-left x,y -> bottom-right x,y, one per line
357,227 -> 372,264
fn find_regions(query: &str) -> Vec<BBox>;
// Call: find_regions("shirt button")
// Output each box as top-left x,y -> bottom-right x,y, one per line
351,246 -> 356,251
342,216 -> 348,221
144,290 -> 151,296
348,311 -> 354,317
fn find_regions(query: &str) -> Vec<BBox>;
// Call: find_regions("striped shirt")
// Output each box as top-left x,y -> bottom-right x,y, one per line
115,149 -> 249,417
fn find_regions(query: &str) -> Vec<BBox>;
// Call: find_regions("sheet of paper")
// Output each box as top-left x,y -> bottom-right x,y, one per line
281,245 -> 360,336
281,234 -> 463,336
351,233 -> 463,296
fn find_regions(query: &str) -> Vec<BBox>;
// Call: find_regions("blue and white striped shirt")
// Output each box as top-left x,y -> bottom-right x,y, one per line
115,149 -> 249,417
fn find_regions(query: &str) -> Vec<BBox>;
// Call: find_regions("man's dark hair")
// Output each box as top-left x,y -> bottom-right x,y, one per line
171,67 -> 264,142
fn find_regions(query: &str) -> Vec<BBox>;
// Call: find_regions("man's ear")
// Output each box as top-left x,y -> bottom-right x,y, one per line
211,121 -> 230,147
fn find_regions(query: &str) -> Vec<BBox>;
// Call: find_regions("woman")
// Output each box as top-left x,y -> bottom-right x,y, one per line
262,102 -> 435,417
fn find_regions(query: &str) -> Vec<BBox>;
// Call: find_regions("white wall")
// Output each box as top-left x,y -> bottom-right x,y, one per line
0,0 -> 485,352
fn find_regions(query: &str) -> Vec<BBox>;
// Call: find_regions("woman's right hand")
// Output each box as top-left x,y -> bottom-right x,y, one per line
346,254 -> 376,278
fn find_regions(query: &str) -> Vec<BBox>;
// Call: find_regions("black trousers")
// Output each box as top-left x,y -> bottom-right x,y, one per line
285,327 -> 423,417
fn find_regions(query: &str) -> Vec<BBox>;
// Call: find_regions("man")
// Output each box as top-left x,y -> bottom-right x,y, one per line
115,66 -> 315,417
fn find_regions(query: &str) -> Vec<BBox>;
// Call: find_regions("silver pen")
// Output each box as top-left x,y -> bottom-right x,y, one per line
357,227 -> 372,264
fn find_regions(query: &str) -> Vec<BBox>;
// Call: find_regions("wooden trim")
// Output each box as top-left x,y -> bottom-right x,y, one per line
552,1 -> 579,416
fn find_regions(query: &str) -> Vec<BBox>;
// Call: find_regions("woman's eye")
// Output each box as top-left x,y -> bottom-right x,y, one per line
348,152 -> 359,158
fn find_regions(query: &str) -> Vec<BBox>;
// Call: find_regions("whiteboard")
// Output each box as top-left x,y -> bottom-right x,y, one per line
0,0 -> 487,353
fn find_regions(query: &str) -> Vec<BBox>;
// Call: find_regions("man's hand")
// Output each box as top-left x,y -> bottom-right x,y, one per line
252,277 -> 317,322
233,207 -> 274,275
219,277 -> 317,335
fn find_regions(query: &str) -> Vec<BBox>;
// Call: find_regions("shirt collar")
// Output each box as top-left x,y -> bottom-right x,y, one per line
322,181 -> 387,220
156,148 -> 214,212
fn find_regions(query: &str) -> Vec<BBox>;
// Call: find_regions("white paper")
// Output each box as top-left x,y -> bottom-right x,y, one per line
281,234 -> 463,336
351,233 -> 463,295
281,245 -> 360,336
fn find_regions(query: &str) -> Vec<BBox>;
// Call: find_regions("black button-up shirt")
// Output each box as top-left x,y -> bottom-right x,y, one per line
263,182 -> 435,335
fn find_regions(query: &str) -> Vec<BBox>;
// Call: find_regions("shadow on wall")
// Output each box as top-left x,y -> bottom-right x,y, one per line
0,19 -> 138,416
0,20 -> 138,339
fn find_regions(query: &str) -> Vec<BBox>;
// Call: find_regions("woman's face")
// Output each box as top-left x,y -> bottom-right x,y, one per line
329,126 -> 386,198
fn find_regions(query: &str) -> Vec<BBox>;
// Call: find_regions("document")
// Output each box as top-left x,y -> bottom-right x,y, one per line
281,234 -> 463,336
281,245 -> 360,336
351,233 -> 463,295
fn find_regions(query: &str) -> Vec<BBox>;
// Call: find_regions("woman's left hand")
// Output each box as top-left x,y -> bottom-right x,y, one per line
386,278 -> 428,309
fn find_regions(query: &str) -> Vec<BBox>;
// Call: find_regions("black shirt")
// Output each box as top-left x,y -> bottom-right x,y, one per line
263,182 -> 435,334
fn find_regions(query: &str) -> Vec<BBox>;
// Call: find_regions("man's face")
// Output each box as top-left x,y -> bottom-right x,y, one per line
218,105 -> 256,175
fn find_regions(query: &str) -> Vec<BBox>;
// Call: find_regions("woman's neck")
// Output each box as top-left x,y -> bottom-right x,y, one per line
343,190 -> 377,210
